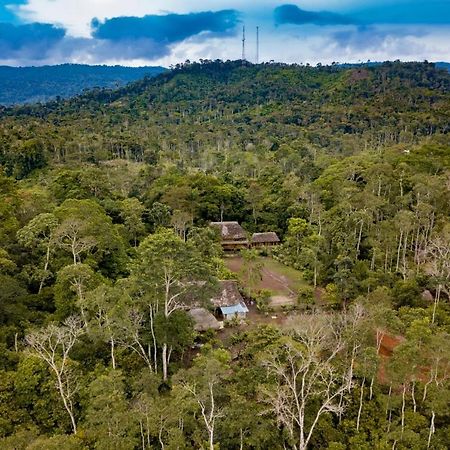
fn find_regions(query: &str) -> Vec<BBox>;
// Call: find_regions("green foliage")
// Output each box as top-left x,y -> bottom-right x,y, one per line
0,60 -> 449,448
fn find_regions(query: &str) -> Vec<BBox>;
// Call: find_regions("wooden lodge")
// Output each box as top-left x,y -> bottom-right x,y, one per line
210,221 -> 249,251
251,232 -> 280,248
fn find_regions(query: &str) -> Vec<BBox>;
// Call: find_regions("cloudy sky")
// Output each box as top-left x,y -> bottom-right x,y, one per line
1,0 -> 449,66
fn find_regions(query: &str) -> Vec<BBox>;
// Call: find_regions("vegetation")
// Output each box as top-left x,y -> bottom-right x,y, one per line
0,60 -> 449,449
0,64 -> 166,105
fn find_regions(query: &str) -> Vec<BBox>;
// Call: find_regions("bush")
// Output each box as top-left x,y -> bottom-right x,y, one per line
256,289 -> 272,312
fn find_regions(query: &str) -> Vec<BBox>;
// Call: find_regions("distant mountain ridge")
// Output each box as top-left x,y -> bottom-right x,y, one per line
0,64 -> 167,105
436,62 -> 450,71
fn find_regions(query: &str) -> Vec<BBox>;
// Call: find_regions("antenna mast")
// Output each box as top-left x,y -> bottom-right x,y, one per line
242,25 -> 246,61
256,26 -> 259,64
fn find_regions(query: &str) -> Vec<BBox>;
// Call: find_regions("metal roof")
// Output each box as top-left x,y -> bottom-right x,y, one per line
220,302 -> 249,316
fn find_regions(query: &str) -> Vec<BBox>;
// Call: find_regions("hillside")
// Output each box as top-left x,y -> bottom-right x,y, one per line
0,60 -> 449,449
0,64 -> 166,105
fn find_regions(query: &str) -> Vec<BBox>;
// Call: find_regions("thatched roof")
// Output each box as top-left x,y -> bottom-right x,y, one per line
188,308 -> 222,332
211,280 -> 244,308
210,222 -> 247,241
252,232 -> 280,244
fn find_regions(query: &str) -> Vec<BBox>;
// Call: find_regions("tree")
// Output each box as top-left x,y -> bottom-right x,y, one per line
53,218 -> 97,265
54,263 -> 102,320
119,198 -> 146,247
81,284 -> 124,369
83,370 -> 138,449
171,209 -> 193,241
299,233 -> 325,287
175,349 -> 230,450
25,316 -> 85,434
147,202 -> 171,231
53,199 -> 126,275
284,218 -> 311,263
260,314 -> 354,450
240,249 -> 263,298
17,213 -> 58,293
129,229 -> 216,380
425,225 -> 450,323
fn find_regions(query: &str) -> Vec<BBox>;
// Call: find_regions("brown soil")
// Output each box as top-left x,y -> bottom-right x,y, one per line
377,331 -> 404,383
378,332 -> 403,357
226,256 -> 291,292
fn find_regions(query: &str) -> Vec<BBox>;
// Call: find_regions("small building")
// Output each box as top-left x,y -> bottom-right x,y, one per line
251,232 -> 281,248
210,221 -> 249,251
188,308 -> 223,332
210,280 -> 249,321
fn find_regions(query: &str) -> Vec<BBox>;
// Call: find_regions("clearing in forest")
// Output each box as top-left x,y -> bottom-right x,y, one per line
224,255 -> 307,307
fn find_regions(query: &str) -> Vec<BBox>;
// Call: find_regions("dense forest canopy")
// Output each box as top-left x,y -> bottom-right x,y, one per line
0,60 -> 449,449
0,64 -> 166,106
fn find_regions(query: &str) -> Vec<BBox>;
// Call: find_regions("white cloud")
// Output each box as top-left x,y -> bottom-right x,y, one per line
12,0 -> 358,37
147,24 -> 450,67
4,1 -> 450,66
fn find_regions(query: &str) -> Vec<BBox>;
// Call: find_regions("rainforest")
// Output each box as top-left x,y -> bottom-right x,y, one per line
0,60 -> 449,449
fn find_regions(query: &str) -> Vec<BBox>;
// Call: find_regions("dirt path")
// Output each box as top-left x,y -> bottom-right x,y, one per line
225,256 -> 298,307
260,267 -> 296,296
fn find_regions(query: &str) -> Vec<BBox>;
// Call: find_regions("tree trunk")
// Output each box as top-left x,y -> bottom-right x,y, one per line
401,384 -> 406,438
110,338 -> 116,370
427,410 -> 435,449
386,383 -> 392,433
56,372 -> 77,434
432,284 -> 441,324
356,220 -> 364,259
357,377 -> 365,432
39,244 -> 51,293
411,381 -> 416,413
162,343 -> 168,381
396,231 -> 403,272
149,306 -> 158,373
139,420 -> 145,450
71,242 -> 77,265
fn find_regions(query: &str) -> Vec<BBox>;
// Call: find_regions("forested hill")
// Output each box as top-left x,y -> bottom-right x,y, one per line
2,60 -> 449,176
0,60 -> 450,449
0,64 -> 166,105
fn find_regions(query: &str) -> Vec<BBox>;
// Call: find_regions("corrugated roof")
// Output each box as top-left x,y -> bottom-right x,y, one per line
220,303 -> 249,315
210,222 -> 247,241
211,280 -> 244,307
251,232 -> 280,244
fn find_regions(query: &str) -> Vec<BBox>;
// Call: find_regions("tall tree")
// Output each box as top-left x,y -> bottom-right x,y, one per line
129,229 -> 216,380
25,316 -> 85,434
260,314 -> 354,450
17,213 -> 58,293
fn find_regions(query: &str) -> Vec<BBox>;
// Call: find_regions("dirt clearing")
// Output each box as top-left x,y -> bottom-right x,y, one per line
224,255 -> 306,307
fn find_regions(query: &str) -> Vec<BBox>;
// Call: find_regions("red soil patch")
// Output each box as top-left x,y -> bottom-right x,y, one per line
377,331 -> 404,383
378,332 -> 403,357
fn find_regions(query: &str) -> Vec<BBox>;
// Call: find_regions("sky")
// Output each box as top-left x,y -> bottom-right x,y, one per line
0,0 -> 449,66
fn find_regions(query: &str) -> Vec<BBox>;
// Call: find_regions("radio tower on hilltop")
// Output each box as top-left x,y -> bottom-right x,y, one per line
242,26 -> 246,62
256,26 -> 260,64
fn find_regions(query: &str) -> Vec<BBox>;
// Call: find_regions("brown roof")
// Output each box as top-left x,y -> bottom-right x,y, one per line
252,232 -> 280,244
210,222 -> 247,241
211,280 -> 244,308
188,308 -> 222,332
